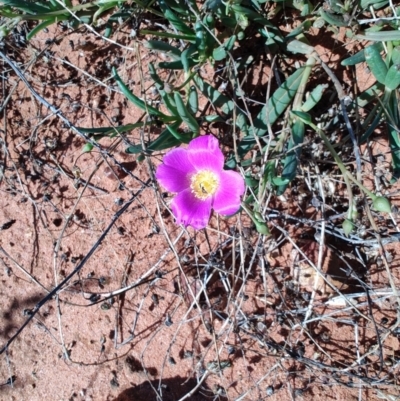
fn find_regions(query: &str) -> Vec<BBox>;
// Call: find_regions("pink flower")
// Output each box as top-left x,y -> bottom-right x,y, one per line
156,135 -> 245,229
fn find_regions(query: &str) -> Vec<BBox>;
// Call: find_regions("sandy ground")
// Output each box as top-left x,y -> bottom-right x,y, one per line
1,17 -> 400,401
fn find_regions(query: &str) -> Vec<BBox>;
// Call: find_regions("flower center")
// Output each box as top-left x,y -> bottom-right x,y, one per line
190,170 -> 219,200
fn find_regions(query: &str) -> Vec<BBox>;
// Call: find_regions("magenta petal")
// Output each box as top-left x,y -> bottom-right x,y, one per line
213,170 -> 245,216
187,135 -> 224,171
171,189 -> 212,229
155,148 -> 195,192
161,147 -> 192,169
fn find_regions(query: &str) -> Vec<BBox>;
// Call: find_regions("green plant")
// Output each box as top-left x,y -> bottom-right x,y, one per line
342,39 -> 400,180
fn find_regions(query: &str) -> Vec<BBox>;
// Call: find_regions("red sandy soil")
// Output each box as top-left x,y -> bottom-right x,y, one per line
1,18 -> 400,401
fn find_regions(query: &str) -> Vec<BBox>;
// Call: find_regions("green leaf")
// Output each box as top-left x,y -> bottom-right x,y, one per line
373,196 -> 391,213
140,30 -> 196,42
360,0 -> 388,9
174,92 -> 200,133
286,20 -> 312,39
203,13 -> 215,29
148,64 -> 179,116
357,30 -> 400,42
245,174 -> 259,188
360,110 -> 383,143
166,121 -> 192,142
204,0 -> 222,11
93,2 -> 120,23
158,0 -> 194,35
145,40 -> 182,60
341,43 -> 383,66
0,0 -> 52,13
319,9 -> 348,27
384,64 -> 400,91
291,110 -> 312,124
212,34 -> 236,61
234,10 -> 249,30
113,67 -> 175,122
220,15 -> 239,29
230,4 -> 275,27
148,63 -> 165,88
203,115 -> 225,123
391,46 -> 400,65
253,67 -> 306,137
224,35 -> 236,51
193,75 -> 234,113
77,122 -> 147,137
194,20 -> 207,61
104,24 -> 113,38
82,143 -> 94,153
235,55 -> 254,71
287,39 -> 314,55
203,15 -> 217,52
163,0 -> 198,15
276,119 -> 304,195
301,84 -> 327,112
292,118 -> 306,146
27,17 -> 61,40
341,50 -> 366,66
254,220 -> 270,235
125,144 -> 143,154
186,86 -> 198,115
387,90 -> 400,179
212,46 -> 227,61
158,59 -> 197,70
342,219 -> 355,236
364,45 -> 388,85
357,82 -> 384,108
193,75 -> 249,134
130,121 -> 184,158
264,161 -> 290,187
181,45 -> 197,72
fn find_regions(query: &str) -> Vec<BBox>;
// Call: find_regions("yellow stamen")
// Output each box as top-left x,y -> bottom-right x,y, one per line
190,170 -> 219,200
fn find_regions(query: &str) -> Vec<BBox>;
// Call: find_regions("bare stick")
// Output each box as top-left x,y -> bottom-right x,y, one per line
0,49 -> 148,187
0,183 -> 149,355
